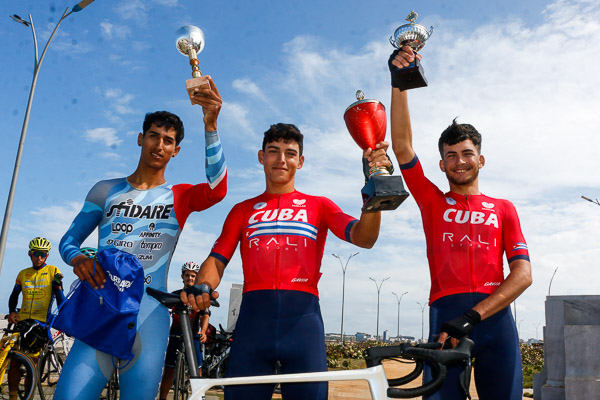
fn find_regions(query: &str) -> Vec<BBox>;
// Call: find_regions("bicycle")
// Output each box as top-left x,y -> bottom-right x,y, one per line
147,287 -> 474,400
36,321 -> 74,400
201,324 -> 232,380
0,321 -> 38,400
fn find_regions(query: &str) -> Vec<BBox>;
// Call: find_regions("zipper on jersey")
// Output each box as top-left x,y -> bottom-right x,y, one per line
465,194 -> 475,293
275,194 -> 281,290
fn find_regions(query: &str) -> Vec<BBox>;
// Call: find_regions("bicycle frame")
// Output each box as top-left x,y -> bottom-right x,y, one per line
0,333 -> 20,381
188,366 -> 390,400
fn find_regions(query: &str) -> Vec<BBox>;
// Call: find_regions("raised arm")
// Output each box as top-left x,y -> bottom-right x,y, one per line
389,46 -> 421,165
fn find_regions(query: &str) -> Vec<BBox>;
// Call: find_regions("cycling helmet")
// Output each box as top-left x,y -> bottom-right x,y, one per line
29,237 -> 52,252
80,247 -> 97,259
181,261 -> 200,273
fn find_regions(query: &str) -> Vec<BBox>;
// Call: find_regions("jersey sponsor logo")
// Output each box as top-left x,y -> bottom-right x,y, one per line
112,222 -> 134,235
249,235 -> 309,249
482,202 -> 495,209
484,281 -> 501,286
22,288 -> 48,300
292,199 -> 306,207
442,209 -> 499,228
139,231 -> 162,238
106,199 -> 174,220
144,275 -> 152,284
249,208 -> 309,224
291,278 -> 308,282
253,202 -> 267,210
106,239 -> 134,248
140,240 -> 163,252
106,270 -> 133,292
442,232 -> 498,247
512,242 -> 528,251
445,197 -> 457,205
138,254 -> 154,261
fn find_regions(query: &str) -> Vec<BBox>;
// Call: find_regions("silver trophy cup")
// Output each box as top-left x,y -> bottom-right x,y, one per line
175,25 -> 210,102
389,11 -> 434,90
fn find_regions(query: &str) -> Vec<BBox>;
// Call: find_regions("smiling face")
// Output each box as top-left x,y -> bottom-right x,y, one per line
137,123 -> 181,171
258,139 -> 304,193
182,270 -> 197,288
439,139 -> 485,193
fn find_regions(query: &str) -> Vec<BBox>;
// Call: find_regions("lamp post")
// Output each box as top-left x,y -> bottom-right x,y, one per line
369,276 -> 390,340
392,291 -> 408,341
548,267 -> 558,296
417,301 -> 427,342
534,323 -> 542,340
0,1 -> 95,277
517,319 -> 524,341
332,252 -> 359,344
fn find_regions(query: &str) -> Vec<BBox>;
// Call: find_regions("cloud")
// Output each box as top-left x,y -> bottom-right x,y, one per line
115,0 -> 149,22
99,21 -> 131,40
98,88 -> 136,116
232,78 -> 267,101
84,127 -> 123,147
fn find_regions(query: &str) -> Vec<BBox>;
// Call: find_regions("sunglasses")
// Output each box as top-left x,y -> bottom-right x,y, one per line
31,251 -> 48,258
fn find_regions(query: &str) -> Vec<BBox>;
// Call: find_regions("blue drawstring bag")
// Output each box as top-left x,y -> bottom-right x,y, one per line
52,247 -> 144,360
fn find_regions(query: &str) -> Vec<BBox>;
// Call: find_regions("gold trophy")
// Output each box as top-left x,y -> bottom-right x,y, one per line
175,25 -> 210,103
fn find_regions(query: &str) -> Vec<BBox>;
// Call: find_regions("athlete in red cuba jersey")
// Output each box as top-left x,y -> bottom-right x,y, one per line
210,190 -> 357,296
184,123 -> 392,400
389,46 -> 532,399
400,156 -> 530,304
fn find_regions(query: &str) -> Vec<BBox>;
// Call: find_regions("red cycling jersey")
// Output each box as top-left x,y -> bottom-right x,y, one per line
400,156 -> 530,304
210,190 -> 358,296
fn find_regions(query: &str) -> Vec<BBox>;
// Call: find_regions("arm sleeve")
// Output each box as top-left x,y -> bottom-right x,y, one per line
321,197 -> 358,244
502,200 -> 530,264
59,182 -> 105,265
399,155 -> 443,209
172,130 -> 227,228
209,204 -> 244,266
8,285 -> 21,313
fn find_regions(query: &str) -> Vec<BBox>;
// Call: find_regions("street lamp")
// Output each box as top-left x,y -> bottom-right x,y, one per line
392,291 -> 408,341
517,319 -> 524,341
548,267 -> 558,296
369,276 -> 390,341
332,252 -> 359,344
417,301 -> 427,342
534,323 -> 542,341
0,0 -> 95,276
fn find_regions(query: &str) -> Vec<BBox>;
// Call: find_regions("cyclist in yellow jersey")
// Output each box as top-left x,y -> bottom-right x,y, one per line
6,237 -> 65,400
8,237 -> 65,324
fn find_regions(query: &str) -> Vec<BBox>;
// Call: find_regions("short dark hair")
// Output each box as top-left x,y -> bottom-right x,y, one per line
262,123 -> 304,155
142,111 -> 185,145
438,118 -> 482,157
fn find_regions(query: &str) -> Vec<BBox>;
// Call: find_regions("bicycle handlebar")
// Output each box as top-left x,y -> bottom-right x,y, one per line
365,338 -> 474,398
146,287 -> 220,309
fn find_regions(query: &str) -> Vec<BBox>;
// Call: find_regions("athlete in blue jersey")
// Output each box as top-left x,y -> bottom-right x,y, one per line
54,77 -> 227,400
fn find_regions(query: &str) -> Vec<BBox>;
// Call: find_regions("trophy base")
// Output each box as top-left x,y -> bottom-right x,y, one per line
186,76 -> 211,104
392,58 -> 428,91
361,175 -> 410,212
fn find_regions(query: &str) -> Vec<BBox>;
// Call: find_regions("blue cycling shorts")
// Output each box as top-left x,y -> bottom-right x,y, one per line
164,334 -> 202,369
423,292 -> 523,400
224,290 -> 328,400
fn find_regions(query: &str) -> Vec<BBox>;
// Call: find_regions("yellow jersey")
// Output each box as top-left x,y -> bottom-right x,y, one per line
16,264 -> 61,323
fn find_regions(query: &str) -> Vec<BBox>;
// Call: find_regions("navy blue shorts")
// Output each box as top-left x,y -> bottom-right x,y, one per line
224,290 -> 328,400
164,334 -> 202,369
423,293 -> 523,400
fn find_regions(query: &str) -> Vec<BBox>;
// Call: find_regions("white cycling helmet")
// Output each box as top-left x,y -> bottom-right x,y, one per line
181,261 -> 200,273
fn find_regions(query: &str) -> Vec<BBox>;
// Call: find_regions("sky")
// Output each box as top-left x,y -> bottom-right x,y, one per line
1,0 -> 599,341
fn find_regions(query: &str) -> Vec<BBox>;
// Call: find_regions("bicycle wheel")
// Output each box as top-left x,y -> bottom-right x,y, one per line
0,349 -> 37,400
104,369 -> 118,400
215,353 -> 229,379
173,351 -> 191,400
37,348 -> 63,399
